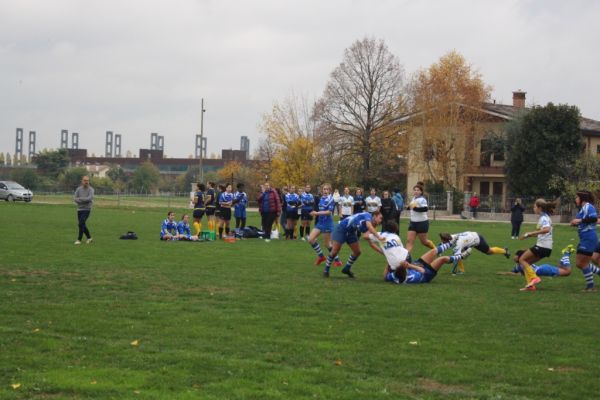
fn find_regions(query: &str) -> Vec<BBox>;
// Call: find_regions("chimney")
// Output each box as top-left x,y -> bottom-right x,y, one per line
512,90 -> 526,108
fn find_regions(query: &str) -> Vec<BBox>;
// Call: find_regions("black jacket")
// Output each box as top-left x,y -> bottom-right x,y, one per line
511,203 -> 525,222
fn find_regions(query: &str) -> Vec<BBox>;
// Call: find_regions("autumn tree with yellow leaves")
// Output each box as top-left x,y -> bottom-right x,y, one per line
258,94 -> 322,188
407,50 -> 492,189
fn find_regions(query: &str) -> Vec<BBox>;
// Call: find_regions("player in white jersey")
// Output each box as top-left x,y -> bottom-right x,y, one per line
369,222 -> 412,275
518,198 -> 556,291
438,231 -> 510,274
337,187 -> 354,220
406,183 -> 435,253
365,188 -> 382,213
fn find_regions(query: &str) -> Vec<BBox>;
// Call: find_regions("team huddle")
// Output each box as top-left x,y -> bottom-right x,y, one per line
161,180 -> 600,292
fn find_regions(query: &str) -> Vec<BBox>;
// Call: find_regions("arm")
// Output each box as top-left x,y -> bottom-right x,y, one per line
364,221 -> 384,241
520,226 -> 551,240
399,260 -> 425,274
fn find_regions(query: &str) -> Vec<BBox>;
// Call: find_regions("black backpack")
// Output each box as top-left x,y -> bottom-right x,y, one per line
242,226 -> 262,239
120,231 -> 138,240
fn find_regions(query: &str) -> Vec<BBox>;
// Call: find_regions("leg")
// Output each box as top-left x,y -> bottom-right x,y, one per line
518,249 -> 542,288
576,253 -> 597,291
308,228 -> 326,263
341,241 -> 362,278
417,232 -> 435,249
406,230 -> 417,253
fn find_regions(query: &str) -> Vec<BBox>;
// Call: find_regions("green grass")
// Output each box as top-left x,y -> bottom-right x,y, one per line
1,202 -> 599,399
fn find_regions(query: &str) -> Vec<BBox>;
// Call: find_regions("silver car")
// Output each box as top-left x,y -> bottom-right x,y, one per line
0,181 -> 33,202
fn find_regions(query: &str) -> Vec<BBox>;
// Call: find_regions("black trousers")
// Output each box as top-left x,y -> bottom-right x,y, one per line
77,209 -> 91,240
261,212 -> 277,238
511,221 -> 522,237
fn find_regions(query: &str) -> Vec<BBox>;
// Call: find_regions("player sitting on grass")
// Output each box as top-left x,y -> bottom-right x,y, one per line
383,238 -> 471,284
438,231 -> 510,274
160,211 -> 179,241
498,245 -> 574,277
177,214 -> 199,241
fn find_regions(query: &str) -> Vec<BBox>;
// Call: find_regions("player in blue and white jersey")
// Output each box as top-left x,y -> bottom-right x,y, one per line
299,184 -> 315,240
217,184 -> 234,239
307,184 -> 342,267
284,185 -> 301,240
406,183 -> 435,254
323,210 -> 384,278
353,188 -> 365,214
518,198 -> 556,291
500,246 -> 573,277
177,214 -> 199,241
192,183 -> 206,237
233,183 -> 248,230
160,211 -> 179,240
570,191 -> 600,291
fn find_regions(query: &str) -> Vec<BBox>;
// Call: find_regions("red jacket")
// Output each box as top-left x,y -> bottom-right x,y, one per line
257,189 -> 281,214
469,196 -> 480,208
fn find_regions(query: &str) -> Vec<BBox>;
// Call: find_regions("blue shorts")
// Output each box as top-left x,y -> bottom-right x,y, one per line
405,259 -> 437,283
332,224 -> 359,244
578,237 -> 598,256
315,220 -> 334,233
234,208 -> 246,219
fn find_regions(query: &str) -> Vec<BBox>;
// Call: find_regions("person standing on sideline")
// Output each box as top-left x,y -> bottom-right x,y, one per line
392,189 -> 404,226
510,198 -> 525,239
353,188 -> 365,214
469,192 -> 480,219
257,182 -> 281,242
366,188 -> 382,214
233,183 -> 248,230
337,186 -> 354,220
380,190 -> 398,228
73,175 -> 94,244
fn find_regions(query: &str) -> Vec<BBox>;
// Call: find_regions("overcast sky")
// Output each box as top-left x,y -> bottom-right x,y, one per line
1,0 -> 598,159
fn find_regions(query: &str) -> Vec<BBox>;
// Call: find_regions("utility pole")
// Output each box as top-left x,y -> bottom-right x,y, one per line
199,98 -> 206,183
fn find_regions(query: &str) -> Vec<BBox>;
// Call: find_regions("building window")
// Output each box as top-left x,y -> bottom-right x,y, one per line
596,144 -> 600,154
480,138 -> 505,166
493,182 -> 503,196
480,181 -> 490,196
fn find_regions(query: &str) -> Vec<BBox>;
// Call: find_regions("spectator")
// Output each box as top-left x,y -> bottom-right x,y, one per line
257,182 -> 281,243
73,175 -> 94,245
469,192 -> 480,219
380,190 -> 398,228
510,198 -> 525,239
392,188 -> 404,225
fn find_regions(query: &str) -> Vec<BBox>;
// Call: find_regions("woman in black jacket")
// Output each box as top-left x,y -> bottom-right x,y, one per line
510,198 -> 525,239
380,190 -> 398,229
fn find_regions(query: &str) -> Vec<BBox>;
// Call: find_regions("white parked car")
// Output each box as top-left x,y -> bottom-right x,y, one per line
0,181 -> 33,202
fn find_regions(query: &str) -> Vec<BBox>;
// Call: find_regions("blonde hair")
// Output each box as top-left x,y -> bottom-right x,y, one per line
534,198 -> 556,215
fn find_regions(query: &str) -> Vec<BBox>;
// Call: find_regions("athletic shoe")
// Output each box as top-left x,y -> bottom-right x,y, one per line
264,239 -> 271,243
86,238 -> 93,244
301,237 -> 306,242
74,240 -> 81,245
504,247 -> 510,259
522,276 -> 541,291
341,268 -> 355,278
314,255 -> 326,265
582,286 -> 597,292
561,244 -> 576,255
333,260 -> 343,267
323,271 -> 330,278
520,285 -> 537,291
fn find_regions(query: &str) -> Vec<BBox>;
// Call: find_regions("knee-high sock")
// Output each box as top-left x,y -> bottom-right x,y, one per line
457,260 -> 465,273
311,241 -> 324,257
436,242 -> 452,255
425,239 -> 435,249
520,260 -> 538,285
328,246 -> 341,262
490,247 -> 507,255
324,254 -> 334,273
193,222 -> 201,236
218,227 -> 223,239
583,265 -> 595,288
342,254 -> 359,272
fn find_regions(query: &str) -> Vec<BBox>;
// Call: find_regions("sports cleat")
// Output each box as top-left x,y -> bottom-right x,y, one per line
333,260 -> 343,267
526,276 -> 541,288
323,270 -> 330,278
451,260 -> 459,274
582,286 -> 597,293
341,268 -> 355,278
86,238 -> 93,244
561,244 -> 576,255
264,239 -> 271,243
504,247 -> 510,259
314,255 -> 327,265
520,285 -> 537,291
74,240 -> 81,245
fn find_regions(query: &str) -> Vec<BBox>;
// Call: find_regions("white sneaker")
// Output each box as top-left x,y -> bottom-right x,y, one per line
265,239 -> 271,243
86,238 -> 93,244
74,240 -> 81,245
301,237 -> 306,242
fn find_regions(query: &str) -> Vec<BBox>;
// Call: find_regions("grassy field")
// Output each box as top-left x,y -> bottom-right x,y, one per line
1,202 -> 599,399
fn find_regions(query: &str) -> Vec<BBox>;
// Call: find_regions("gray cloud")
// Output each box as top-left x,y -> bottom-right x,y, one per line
1,0 -> 598,158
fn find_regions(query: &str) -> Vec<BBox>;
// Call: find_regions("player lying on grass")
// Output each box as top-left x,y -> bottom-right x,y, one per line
380,233 -> 471,284
438,231 -> 510,274
498,245 -> 574,278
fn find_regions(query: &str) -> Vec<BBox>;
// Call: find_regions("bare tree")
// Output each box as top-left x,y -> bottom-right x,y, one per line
316,37 -> 406,187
